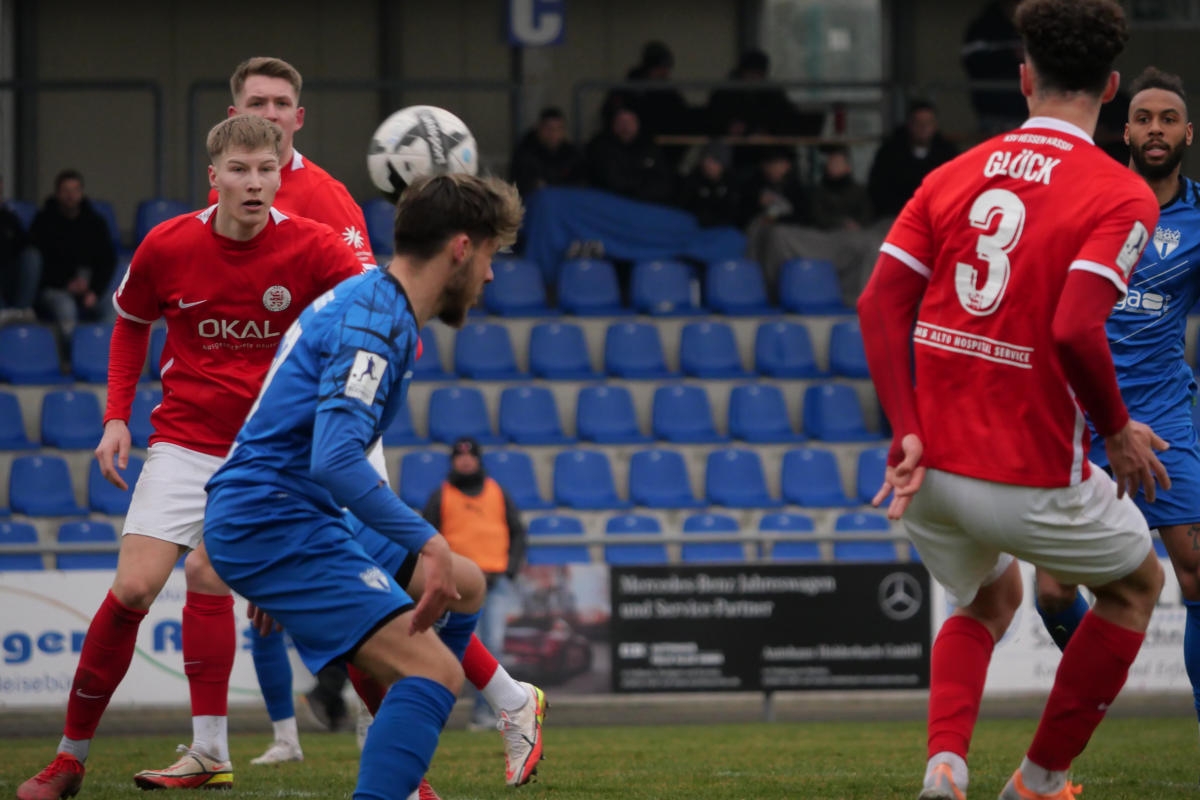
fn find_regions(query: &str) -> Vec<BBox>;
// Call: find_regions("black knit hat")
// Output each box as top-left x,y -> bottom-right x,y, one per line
451,437 -> 482,459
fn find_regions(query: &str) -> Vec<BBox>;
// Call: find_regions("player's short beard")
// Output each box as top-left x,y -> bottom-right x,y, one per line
1131,139 -> 1187,180
437,260 -> 474,328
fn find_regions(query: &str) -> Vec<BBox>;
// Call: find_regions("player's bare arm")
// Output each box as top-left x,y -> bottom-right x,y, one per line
410,534 -> 460,635
95,419 -> 133,490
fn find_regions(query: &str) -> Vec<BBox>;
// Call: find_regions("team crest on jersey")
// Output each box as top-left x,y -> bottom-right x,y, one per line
262,285 -> 292,312
1154,226 -> 1181,260
359,566 -> 390,592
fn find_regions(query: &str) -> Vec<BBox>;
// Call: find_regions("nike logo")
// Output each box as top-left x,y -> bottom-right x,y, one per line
178,299 -> 207,309
75,690 -> 106,700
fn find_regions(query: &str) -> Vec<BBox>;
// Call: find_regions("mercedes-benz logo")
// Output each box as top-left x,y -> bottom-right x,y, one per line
879,572 -> 923,621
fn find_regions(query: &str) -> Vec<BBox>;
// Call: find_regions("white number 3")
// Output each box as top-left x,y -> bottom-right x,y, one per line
955,188 -> 1026,316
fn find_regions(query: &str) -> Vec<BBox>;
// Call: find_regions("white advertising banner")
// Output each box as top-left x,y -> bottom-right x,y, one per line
931,559 -> 1190,695
0,570 -> 307,709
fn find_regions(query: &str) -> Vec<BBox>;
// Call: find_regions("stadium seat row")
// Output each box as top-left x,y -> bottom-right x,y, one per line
6,197 -> 189,255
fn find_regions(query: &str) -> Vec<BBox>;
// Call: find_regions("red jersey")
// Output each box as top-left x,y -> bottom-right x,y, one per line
880,117 -> 1159,487
112,207 -> 362,455
207,149 -> 374,266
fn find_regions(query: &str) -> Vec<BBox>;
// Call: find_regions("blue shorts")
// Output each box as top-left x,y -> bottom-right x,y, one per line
205,483 -> 414,674
348,514 -> 418,585
1091,423 -> 1200,529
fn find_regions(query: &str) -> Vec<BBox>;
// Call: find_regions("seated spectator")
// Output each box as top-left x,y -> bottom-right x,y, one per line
961,0 -> 1026,137
30,168 -> 116,338
867,101 -> 957,219
585,106 -> 675,205
509,107 -> 586,198
676,142 -> 740,229
602,41 -> 695,145
809,145 -> 872,231
0,176 -> 42,324
736,147 -> 810,229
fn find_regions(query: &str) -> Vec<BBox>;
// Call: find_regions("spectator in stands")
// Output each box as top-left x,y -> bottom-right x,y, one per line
867,101 -> 958,219
0,176 -> 41,324
601,41 -> 695,150
676,141 -> 741,228
30,168 -> 117,338
809,145 -> 872,231
509,107 -> 586,198
423,437 -> 526,730
585,106 -> 675,204
736,147 -> 811,229
961,0 -> 1027,136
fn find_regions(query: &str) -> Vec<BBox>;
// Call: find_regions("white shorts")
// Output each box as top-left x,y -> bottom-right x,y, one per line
122,442 -> 226,549
905,464 -> 1152,607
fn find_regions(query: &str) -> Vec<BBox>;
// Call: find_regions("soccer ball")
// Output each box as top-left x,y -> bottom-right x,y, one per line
366,105 -> 478,202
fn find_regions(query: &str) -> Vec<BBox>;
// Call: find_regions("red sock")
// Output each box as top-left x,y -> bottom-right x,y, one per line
182,591 -> 235,717
927,615 -> 994,760
1028,612 -> 1143,770
347,663 -> 387,716
64,591 -> 148,740
462,634 -> 499,689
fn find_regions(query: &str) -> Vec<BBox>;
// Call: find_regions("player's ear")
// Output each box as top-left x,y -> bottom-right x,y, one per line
1187,122 -> 1195,147
295,106 -> 305,131
227,105 -> 238,119
208,163 -> 218,189
1100,71 -> 1120,104
450,233 -> 470,264
1019,62 -> 1032,99
1124,122 -> 1131,147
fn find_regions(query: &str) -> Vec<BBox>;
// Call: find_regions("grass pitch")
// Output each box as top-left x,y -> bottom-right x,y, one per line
0,717 -> 1195,799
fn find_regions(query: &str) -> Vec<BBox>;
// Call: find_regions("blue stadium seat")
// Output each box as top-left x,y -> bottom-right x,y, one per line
485,258 -> 554,316
0,391 -> 36,450
0,521 -> 43,570
829,320 -> 870,378
41,390 -> 103,449
728,384 -> 804,443
70,323 -> 112,384
499,386 -> 573,445
10,455 -> 86,516
779,258 -> 851,314
604,514 -> 668,565
760,513 -> 821,561
680,321 -> 751,378
855,447 -> 890,505
529,322 -> 600,380
147,326 -> 167,379
631,260 -> 700,316
781,448 -> 854,507
681,513 -> 744,562
526,514 -> 591,565
413,327 -> 453,381
428,387 -> 503,445
628,448 -> 703,509
56,521 -> 119,570
7,199 -> 36,231
90,198 -> 124,254
0,324 -> 67,384
483,450 -> 554,510
553,449 -> 630,510
705,259 -> 775,315
705,448 -> 780,508
88,455 -> 144,515
135,198 -> 190,246
129,387 -> 161,449
605,323 -> 675,379
398,450 -> 450,509
803,383 -> 878,442
833,512 -> 896,562
454,322 -> 524,380
360,197 -> 395,257
381,402 -> 428,446
576,385 -> 651,444
652,384 -> 727,443
755,321 -> 825,378
558,259 -> 627,316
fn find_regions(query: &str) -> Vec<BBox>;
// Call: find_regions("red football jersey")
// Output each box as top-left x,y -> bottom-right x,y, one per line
207,149 -> 374,265
881,117 -> 1159,487
114,207 -> 363,455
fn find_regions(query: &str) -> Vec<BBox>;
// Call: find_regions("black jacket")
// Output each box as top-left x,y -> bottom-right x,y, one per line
30,197 -> 116,295
585,132 -> 675,204
509,131 -> 586,198
0,205 -> 30,269
867,127 -> 959,218
677,169 -> 741,228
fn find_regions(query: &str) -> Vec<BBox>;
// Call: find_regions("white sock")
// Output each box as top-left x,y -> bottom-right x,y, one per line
191,715 -> 230,762
924,751 -> 968,790
1019,756 -> 1067,795
57,736 -> 90,762
481,665 -> 529,713
272,716 -> 299,744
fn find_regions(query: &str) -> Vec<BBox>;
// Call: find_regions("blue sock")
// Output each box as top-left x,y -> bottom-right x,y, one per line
355,676 -> 456,800
435,609 -> 480,662
251,627 -> 295,722
1034,590 -> 1089,652
1184,600 -> 1200,722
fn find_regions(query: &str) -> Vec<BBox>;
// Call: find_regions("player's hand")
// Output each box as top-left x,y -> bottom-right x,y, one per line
872,433 -> 926,520
247,602 -> 282,636
1104,420 -> 1170,502
411,535 -> 460,635
94,419 -> 133,490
